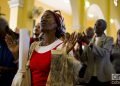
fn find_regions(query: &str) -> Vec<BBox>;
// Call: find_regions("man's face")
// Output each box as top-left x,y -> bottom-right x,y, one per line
94,21 -> 104,35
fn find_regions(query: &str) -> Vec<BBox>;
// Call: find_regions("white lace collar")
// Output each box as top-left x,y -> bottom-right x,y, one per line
35,39 -> 63,53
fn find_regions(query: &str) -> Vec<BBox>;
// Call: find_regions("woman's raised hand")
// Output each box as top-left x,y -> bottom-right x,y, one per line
62,32 -> 78,54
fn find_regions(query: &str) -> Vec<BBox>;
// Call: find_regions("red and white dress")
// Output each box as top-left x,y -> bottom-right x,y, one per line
30,39 -> 62,86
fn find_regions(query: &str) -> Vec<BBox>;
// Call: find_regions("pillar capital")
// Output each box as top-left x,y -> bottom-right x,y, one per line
8,0 -> 24,8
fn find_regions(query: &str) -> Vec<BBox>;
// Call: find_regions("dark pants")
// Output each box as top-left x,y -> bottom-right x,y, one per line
0,71 -> 16,86
86,76 -> 111,86
79,77 -> 119,86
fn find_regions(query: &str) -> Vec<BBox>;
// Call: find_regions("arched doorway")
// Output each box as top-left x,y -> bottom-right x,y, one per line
86,4 -> 105,29
84,4 -> 105,33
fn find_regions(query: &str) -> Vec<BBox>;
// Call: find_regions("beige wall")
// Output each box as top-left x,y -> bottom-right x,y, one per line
0,0 -> 10,21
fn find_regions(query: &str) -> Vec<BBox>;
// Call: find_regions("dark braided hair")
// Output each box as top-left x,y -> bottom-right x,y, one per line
45,10 -> 66,38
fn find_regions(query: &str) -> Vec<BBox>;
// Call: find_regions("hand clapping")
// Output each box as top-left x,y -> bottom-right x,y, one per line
62,32 -> 78,54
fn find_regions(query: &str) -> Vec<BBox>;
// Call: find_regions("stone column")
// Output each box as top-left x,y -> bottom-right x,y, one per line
8,0 -> 23,31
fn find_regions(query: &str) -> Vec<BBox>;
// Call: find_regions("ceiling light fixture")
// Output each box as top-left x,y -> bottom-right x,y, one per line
110,19 -> 114,24
85,0 -> 90,8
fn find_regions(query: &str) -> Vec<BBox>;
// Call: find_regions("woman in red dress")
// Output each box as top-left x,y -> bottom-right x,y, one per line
11,10 -> 81,86
29,10 -> 66,86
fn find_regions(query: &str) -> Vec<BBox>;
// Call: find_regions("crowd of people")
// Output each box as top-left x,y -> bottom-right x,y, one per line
0,10 -> 120,86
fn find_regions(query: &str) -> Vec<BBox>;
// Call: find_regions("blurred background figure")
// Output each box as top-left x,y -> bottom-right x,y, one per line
59,32 -> 70,41
73,27 -> 94,60
111,29 -> 120,73
65,32 -> 70,40
15,27 -> 19,34
30,23 -> 43,44
0,17 -> 19,86
85,27 -> 94,41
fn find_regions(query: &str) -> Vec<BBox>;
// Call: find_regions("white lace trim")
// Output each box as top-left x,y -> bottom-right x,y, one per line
35,39 -> 63,53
